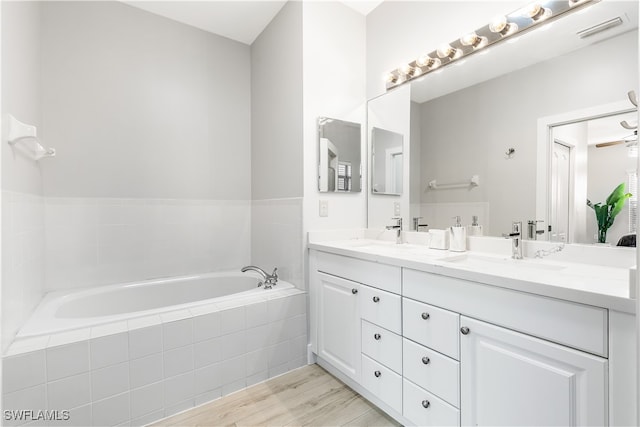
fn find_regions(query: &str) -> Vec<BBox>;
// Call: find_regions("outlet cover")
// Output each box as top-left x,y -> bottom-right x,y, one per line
319,200 -> 329,217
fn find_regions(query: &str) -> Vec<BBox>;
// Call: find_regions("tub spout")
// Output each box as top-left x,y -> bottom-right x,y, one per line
241,265 -> 278,289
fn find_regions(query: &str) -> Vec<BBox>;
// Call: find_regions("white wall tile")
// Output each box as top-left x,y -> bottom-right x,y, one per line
92,392 -> 130,427
3,351 -> 46,393
90,332 -> 129,369
163,319 -> 193,350
194,364 -> 222,396
164,399 -> 194,418
194,389 -> 221,407
267,341 -> 290,369
46,342 -> 89,381
129,410 -> 164,427
245,349 -> 268,377
129,354 -> 162,389
246,371 -> 268,387
130,383 -> 163,420
3,385 -> 46,427
128,326 -> 161,360
47,373 -> 91,409
193,338 -> 221,369
163,345 -> 194,378
245,301 -> 268,329
192,312 -> 220,343
219,307 -> 245,336
220,331 -> 246,361
91,362 -> 130,401
163,372 -> 194,407
220,356 -> 245,386
221,379 -> 245,396
245,325 -> 270,352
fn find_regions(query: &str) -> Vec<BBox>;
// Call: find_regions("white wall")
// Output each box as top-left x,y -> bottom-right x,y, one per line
1,1 -> 46,351
416,32 -> 638,235
302,1 -> 367,238
37,2 -> 253,291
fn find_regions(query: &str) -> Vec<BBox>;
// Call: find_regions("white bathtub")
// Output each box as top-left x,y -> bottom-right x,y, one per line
18,271 -> 293,337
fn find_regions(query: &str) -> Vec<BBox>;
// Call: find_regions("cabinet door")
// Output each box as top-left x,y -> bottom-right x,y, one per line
317,272 -> 361,380
460,316 -> 607,426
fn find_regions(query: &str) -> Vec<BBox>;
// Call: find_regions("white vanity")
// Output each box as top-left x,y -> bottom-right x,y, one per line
308,232 -> 636,427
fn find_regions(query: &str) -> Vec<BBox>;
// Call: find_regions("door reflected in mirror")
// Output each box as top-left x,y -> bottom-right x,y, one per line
372,127 -> 404,195
317,117 -> 362,193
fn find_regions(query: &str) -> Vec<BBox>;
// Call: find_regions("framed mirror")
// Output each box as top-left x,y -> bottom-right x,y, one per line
367,0 -> 638,244
372,127 -> 404,195
317,117 -> 362,193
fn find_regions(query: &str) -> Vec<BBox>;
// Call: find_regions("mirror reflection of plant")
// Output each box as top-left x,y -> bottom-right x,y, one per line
587,183 -> 632,244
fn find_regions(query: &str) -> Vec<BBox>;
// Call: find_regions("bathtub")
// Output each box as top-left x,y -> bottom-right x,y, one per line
18,270 -> 294,337
6,271 -> 307,426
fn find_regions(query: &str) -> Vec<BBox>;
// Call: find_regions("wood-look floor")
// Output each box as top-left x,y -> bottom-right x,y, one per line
152,364 -> 401,427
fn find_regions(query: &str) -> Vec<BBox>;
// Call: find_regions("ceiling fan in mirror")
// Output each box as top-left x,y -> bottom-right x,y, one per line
595,90 -> 638,148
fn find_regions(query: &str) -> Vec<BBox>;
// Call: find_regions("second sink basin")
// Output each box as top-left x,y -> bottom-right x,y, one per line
438,253 -> 567,272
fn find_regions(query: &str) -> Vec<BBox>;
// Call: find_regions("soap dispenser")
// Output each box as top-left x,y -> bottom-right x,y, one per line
468,215 -> 483,236
449,216 -> 467,252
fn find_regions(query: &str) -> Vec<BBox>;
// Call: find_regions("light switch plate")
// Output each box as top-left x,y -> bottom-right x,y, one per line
319,200 -> 329,217
394,202 -> 401,216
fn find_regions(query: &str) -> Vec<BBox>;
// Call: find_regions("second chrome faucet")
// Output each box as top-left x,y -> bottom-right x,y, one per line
386,217 -> 403,244
503,221 -> 523,259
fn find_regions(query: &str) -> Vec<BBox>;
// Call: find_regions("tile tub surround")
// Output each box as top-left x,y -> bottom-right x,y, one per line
44,197 -> 252,291
2,290 -> 307,427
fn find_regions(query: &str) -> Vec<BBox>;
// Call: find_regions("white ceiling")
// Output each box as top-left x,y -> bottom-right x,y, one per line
123,0 -> 382,45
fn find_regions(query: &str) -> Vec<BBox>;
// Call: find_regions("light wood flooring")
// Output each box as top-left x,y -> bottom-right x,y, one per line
152,364 -> 401,426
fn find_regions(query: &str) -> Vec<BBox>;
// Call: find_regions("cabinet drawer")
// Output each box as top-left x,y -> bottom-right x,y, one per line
361,285 -> 401,334
403,379 -> 460,427
317,251 -> 401,294
403,338 -> 459,407
361,355 -> 403,414
403,269 -> 608,357
403,298 -> 460,360
362,320 -> 402,374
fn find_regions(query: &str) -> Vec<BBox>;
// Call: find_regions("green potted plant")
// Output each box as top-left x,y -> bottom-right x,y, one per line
587,183 -> 632,244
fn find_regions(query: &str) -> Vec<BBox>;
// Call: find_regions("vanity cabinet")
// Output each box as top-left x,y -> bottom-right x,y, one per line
310,249 -> 633,426
459,316 -> 607,426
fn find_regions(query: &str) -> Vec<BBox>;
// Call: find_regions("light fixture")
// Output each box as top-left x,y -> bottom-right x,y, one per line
522,3 -> 552,21
460,32 -> 488,49
437,44 -> 461,59
489,16 -> 518,36
384,0 -> 599,90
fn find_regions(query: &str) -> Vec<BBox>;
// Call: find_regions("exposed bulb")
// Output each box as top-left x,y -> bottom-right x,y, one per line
460,33 -> 488,49
522,3 -> 552,21
436,44 -> 461,59
384,72 -> 398,84
489,16 -> 518,36
399,64 -> 415,76
416,55 -> 441,69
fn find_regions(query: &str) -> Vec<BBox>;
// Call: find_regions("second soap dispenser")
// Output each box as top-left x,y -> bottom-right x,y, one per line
449,216 -> 467,252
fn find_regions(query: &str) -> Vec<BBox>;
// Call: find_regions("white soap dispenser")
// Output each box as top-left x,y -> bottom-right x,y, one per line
449,216 -> 467,252
468,215 -> 484,236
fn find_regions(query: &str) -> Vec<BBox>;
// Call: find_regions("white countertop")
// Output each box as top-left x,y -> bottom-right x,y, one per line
308,231 -> 636,314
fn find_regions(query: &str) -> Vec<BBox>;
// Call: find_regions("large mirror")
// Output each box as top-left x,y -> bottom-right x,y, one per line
372,127 -> 404,195
369,0 -> 638,245
318,117 -> 362,192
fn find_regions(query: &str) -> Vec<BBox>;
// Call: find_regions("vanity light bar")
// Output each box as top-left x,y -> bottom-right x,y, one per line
385,0 -> 600,90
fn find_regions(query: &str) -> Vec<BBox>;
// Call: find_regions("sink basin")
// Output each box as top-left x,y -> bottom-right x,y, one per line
439,253 -> 566,272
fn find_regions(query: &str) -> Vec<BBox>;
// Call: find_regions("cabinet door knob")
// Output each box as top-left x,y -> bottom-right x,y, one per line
374,333 -> 381,340
374,370 -> 381,378
421,312 -> 430,320
422,356 -> 430,365
352,288 -> 358,294
373,296 -> 380,303
422,400 -> 431,409
460,326 -> 470,335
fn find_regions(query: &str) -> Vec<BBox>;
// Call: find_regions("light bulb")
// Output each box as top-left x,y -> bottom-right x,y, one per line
399,64 -> 415,76
437,44 -> 460,59
522,3 -> 552,21
460,33 -> 488,49
489,16 -> 518,36
384,72 -> 398,84
416,55 -> 441,69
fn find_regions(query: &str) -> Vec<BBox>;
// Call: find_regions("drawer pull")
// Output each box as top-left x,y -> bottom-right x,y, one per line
374,370 -> 381,378
351,288 -> 358,294
421,312 -> 430,320
373,296 -> 380,303
460,326 -> 470,335
374,333 -> 381,340
422,400 -> 431,409
421,356 -> 430,365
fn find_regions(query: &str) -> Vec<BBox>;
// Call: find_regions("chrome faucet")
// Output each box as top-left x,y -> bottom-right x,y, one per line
386,217 -> 403,244
527,220 -> 544,240
241,266 -> 278,289
412,216 -> 428,232
503,221 -> 523,259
